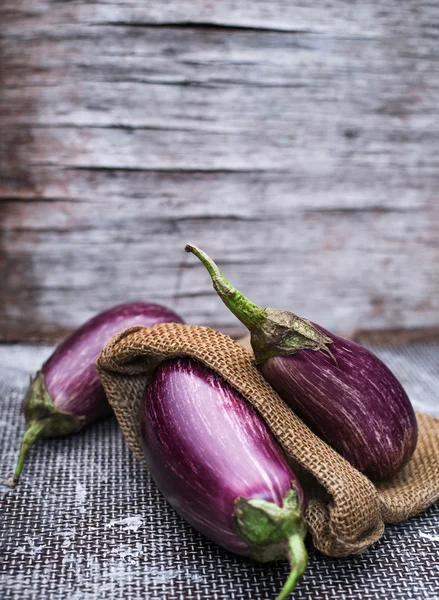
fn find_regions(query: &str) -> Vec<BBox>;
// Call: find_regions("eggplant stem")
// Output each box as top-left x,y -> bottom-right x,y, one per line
4,420 -> 46,488
276,534 -> 308,600
184,243 -> 266,331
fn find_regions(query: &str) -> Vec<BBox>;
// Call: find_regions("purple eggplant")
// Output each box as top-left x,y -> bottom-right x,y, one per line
5,302 -> 183,488
185,244 -> 418,481
141,357 -> 307,600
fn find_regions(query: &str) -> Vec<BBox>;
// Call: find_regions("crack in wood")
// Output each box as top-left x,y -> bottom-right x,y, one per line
92,21 -> 315,35
37,166 -> 290,174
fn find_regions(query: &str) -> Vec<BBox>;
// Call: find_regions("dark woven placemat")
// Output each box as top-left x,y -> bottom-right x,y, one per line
1,343 -> 438,600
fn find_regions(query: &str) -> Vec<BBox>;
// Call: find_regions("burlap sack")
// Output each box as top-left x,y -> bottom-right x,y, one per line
96,323 -> 439,557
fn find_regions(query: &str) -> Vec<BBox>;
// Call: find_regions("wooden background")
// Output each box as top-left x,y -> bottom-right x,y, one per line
1,0 -> 438,342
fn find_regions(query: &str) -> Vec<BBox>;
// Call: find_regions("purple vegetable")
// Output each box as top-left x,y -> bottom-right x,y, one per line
185,244 -> 418,481
6,302 -> 183,487
141,357 -> 307,600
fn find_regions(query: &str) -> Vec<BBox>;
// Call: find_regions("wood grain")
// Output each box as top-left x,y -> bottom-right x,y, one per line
1,1 -> 438,342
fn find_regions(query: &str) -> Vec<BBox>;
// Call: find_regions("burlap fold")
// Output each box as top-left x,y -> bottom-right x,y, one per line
96,323 -> 439,557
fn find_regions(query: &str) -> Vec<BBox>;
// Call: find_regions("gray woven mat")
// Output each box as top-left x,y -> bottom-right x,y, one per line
1,343 -> 438,600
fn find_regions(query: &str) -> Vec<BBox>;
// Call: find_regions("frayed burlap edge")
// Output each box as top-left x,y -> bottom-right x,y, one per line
96,323 -> 439,557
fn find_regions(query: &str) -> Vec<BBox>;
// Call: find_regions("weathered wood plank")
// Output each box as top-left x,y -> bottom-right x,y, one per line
0,167 -> 432,210
3,0 -> 439,37
2,197 -> 437,339
1,0 -> 438,342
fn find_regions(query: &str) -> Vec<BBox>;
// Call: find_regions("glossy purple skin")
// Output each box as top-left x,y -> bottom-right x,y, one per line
44,302 -> 183,422
140,357 -> 302,556
259,326 -> 418,480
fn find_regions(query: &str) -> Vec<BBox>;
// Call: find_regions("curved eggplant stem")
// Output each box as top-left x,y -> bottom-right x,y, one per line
184,243 -> 266,331
4,420 -> 46,488
276,534 -> 308,600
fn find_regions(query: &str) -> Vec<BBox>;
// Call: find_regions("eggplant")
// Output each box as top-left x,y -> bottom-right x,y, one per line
185,244 -> 418,481
5,302 -> 183,488
141,357 -> 307,600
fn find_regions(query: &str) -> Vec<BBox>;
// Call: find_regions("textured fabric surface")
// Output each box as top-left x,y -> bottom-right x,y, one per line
1,341 -> 439,600
96,324 -> 439,557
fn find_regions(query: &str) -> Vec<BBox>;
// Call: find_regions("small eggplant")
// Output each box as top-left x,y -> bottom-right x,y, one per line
6,302 -> 183,487
141,357 -> 307,600
185,244 -> 418,481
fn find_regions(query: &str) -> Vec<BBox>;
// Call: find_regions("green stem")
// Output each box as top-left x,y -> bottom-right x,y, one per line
4,420 -> 46,488
184,243 -> 266,331
185,242 -> 335,363
276,534 -> 308,600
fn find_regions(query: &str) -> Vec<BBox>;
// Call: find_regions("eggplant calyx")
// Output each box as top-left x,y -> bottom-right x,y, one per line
185,243 -> 335,364
250,308 -> 336,365
234,487 -> 308,599
4,372 -> 85,488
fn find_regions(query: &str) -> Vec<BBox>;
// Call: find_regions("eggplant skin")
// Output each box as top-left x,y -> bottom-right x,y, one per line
140,357 -> 303,555
259,327 -> 418,481
43,302 -> 183,422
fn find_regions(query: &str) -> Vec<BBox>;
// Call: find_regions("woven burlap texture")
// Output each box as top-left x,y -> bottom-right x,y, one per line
96,323 -> 439,558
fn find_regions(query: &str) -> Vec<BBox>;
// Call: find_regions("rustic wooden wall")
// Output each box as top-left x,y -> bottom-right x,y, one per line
1,0 -> 438,342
